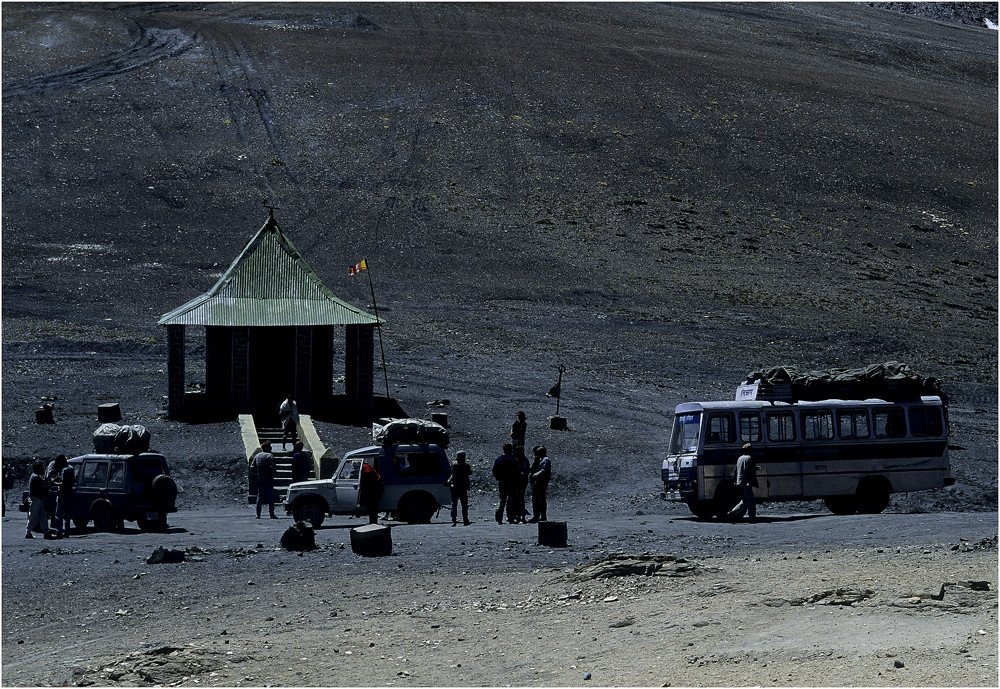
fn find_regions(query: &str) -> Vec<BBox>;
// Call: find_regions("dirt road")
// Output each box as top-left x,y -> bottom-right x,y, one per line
2,505 -> 995,687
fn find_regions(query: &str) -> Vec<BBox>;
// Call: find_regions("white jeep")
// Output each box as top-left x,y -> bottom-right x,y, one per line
285,443 -> 450,526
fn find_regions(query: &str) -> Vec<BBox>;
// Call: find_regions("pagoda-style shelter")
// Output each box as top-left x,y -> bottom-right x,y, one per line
158,211 -> 380,422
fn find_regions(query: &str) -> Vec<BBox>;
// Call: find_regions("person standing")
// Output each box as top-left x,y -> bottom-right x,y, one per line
51,456 -> 75,538
291,441 -> 311,484
253,442 -> 277,519
514,447 -> 531,523
359,460 -> 385,524
510,411 -> 527,462
447,451 -> 473,526
727,443 -> 759,522
491,444 -> 519,524
279,394 -> 299,447
528,445 -> 552,523
25,460 -> 54,539
2,459 -> 15,517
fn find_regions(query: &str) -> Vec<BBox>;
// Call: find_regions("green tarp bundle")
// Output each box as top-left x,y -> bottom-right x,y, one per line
743,362 -> 945,402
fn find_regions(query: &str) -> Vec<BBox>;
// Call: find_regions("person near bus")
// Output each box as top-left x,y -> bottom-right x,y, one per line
727,443 -> 759,522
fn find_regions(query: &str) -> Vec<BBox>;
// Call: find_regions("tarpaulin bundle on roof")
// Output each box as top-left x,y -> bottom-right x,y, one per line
372,418 -> 450,447
743,362 -> 944,402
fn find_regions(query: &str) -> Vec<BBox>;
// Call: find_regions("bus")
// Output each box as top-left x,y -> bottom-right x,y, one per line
661,395 -> 953,518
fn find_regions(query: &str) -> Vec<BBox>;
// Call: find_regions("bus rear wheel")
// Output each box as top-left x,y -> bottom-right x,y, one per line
856,477 -> 892,514
824,495 -> 857,515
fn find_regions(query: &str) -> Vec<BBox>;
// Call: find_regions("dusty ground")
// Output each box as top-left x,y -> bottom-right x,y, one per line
1,2 -> 998,687
2,507 -> 997,687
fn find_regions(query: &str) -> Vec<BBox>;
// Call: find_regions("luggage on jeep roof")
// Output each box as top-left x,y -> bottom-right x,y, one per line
372,418 -> 450,447
93,424 -> 152,454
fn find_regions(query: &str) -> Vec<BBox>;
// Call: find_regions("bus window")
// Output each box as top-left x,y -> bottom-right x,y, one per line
873,407 -> 906,438
801,410 -> 834,440
706,413 -> 735,443
766,411 -> 796,442
837,409 -> 870,439
668,413 -> 701,454
908,406 -> 944,436
739,412 -> 762,443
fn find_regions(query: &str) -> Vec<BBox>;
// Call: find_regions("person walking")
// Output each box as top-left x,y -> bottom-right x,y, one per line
25,460 -> 54,539
51,455 -> 75,538
253,442 -> 277,519
528,445 -> 552,523
359,460 -> 385,524
491,444 -> 519,524
291,441 -> 311,484
279,394 -> 299,447
447,451 -> 473,526
727,443 -> 759,522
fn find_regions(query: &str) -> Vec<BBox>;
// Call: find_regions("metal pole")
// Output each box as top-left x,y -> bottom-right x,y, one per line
555,365 -> 565,416
366,264 -> 391,400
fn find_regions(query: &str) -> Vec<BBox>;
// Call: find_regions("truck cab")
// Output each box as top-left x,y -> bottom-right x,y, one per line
285,443 -> 450,526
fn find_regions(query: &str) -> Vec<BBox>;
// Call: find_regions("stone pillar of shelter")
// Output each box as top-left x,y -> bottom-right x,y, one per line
166,324 -> 185,419
345,324 -> 374,419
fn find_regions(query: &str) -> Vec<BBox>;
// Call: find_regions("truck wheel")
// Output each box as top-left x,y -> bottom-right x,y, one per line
399,492 -> 437,524
824,495 -> 857,515
293,499 -> 326,528
856,477 -> 891,514
91,502 -> 117,532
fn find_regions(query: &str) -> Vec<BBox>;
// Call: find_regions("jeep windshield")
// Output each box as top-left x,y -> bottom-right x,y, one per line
668,412 -> 701,454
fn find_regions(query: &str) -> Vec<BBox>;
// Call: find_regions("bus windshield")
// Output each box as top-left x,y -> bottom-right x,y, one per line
668,412 -> 701,454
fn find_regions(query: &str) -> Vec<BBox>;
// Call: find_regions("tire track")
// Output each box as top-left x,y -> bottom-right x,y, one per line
2,24 -> 196,99
195,20 -> 312,217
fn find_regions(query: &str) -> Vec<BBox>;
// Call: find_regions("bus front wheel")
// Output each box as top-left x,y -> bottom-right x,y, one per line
686,500 -> 717,520
856,477 -> 891,514
712,481 -> 741,519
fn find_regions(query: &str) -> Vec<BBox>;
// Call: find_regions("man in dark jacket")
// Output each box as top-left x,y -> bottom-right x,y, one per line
25,460 -> 54,539
528,445 -> 552,523
291,442 -> 311,484
253,442 -> 277,519
491,444 -> 519,524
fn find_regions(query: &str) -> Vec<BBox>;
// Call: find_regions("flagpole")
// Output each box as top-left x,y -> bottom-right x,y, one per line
364,262 -> 391,400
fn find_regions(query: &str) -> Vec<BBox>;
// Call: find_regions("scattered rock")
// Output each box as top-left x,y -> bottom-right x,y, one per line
146,547 -> 185,564
280,521 -> 317,552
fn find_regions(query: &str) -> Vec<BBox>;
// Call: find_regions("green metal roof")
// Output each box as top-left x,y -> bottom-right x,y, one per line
158,213 -> 380,327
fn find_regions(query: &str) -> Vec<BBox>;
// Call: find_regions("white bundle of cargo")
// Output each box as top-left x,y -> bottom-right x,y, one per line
372,418 -> 450,447
93,423 -> 151,454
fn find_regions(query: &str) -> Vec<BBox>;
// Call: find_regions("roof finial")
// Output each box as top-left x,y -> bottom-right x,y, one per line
263,198 -> 280,223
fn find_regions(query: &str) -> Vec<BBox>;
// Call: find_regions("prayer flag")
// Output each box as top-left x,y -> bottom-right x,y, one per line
348,259 -> 367,276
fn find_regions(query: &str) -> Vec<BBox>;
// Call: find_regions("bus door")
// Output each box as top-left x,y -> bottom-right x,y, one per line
763,409 -> 802,498
700,411 -> 740,500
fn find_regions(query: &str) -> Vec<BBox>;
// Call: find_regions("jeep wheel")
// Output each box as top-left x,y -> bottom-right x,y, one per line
91,502 -> 117,532
137,515 -> 168,531
398,492 -> 437,524
293,499 -> 326,528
